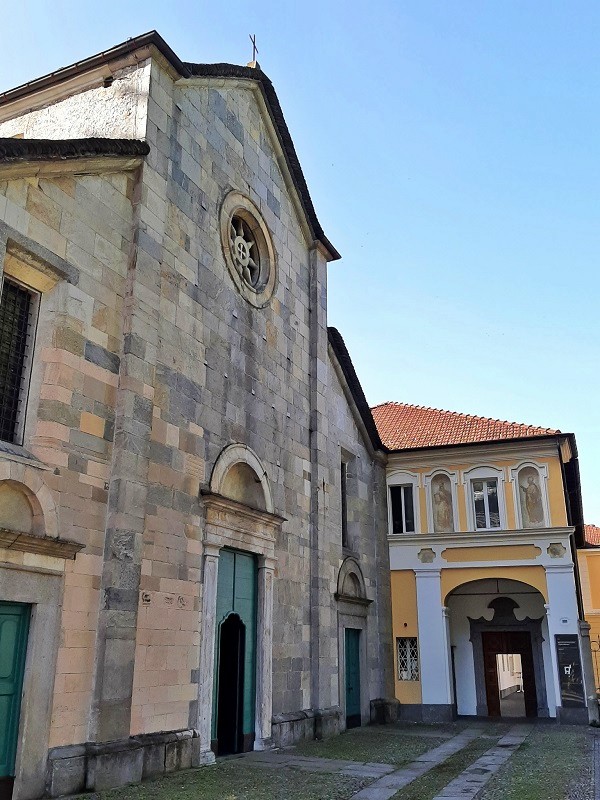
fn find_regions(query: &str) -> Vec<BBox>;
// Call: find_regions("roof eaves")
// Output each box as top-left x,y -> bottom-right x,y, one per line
384,432 -> 567,454
327,327 -> 385,452
0,32 -> 339,261
0,137 -> 150,163
184,62 -> 340,261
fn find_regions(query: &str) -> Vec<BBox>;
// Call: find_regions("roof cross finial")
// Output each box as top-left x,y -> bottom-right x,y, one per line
249,34 -> 259,64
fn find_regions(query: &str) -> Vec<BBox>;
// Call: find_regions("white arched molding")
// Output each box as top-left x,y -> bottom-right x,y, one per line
509,461 -> 550,529
461,465 -> 507,532
424,469 -> 459,534
209,443 -> 274,514
387,469 -> 421,535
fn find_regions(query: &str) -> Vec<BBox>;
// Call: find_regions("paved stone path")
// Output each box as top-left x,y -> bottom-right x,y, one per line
348,725 -> 485,800
242,749 -> 396,779
239,723 -> 532,799
431,725 -> 530,799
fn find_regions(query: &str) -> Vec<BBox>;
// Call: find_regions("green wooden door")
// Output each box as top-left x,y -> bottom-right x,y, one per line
345,628 -> 361,729
0,603 -> 30,778
212,550 -> 257,753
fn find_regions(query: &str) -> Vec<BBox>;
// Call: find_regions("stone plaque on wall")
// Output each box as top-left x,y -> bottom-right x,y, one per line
555,634 -> 585,707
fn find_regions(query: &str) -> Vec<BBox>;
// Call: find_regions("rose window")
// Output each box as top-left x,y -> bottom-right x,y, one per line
230,216 -> 260,288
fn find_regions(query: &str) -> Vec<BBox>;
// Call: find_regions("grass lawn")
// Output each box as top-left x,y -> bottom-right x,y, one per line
79,761 -> 370,800
478,727 -> 594,800
292,725 -> 449,767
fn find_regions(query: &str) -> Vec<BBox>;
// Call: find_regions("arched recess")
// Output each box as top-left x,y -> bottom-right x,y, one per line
336,557 -> 369,602
442,566 -> 548,605
446,578 -> 550,718
209,444 -> 273,514
0,460 -> 58,538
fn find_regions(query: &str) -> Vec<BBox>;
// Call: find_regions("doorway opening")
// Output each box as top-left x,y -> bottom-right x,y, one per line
496,653 -> 525,717
0,602 -> 30,800
345,628 -> 361,729
482,631 -> 537,717
216,614 -> 246,755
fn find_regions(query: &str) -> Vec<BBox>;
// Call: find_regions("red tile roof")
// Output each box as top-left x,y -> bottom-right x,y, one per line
371,402 -> 559,451
585,524 -> 600,546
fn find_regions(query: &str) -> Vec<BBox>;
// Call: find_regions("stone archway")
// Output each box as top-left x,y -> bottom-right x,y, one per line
446,578 -> 550,718
196,444 -> 284,766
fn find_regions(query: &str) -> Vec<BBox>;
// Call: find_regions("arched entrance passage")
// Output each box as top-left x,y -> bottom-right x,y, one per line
216,613 -> 246,755
446,578 -> 552,718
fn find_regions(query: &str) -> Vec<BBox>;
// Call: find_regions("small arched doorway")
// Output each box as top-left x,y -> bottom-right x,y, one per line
216,614 -> 246,755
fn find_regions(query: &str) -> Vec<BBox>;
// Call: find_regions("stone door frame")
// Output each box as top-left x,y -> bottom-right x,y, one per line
0,563 -> 63,800
336,558 -> 372,730
196,491 -> 283,764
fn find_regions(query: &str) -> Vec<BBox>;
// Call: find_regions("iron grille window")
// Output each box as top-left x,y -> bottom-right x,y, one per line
397,637 -> 419,681
0,278 -> 35,443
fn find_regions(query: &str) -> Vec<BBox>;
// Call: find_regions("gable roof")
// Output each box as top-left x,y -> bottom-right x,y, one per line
327,328 -> 383,452
0,31 -> 339,261
585,524 -> 600,546
0,137 -> 149,163
372,401 -> 559,451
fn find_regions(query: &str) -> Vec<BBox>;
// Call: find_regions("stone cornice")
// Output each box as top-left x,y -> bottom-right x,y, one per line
0,527 -> 84,559
201,491 -> 286,531
388,526 -> 575,547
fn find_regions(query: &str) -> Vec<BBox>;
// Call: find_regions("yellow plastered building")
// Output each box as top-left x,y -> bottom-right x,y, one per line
372,402 -> 594,724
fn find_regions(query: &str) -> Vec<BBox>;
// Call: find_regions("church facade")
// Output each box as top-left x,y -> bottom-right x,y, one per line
372,402 -> 596,725
0,33 -> 394,800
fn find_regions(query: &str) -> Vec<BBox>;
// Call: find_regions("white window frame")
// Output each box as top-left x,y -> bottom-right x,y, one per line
424,469 -> 459,533
462,465 -> 507,531
387,470 -> 420,535
509,461 -> 550,529
0,274 -> 40,446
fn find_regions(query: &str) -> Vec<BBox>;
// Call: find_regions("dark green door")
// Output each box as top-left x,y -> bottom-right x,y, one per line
345,628 -> 361,729
212,550 -> 257,754
0,603 -> 30,788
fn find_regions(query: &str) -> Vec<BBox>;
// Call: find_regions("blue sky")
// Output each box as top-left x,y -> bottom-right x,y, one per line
2,2 -> 599,521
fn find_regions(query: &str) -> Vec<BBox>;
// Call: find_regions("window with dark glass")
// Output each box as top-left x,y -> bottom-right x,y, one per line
471,478 -> 500,529
390,485 -> 415,533
341,460 -> 348,547
0,278 -> 35,443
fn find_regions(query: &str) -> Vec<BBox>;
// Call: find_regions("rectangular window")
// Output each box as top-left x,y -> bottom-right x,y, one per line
390,485 -> 415,533
0,278 -> 36,443
471,479 -> 501,529
397,637 -> 419,681
341,460 -> 348,547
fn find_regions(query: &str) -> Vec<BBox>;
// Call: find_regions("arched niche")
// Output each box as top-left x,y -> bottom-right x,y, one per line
336,557 -> 370,605
0,460 -> 58,538
209,444 -> 273,513
509,462 -> 550,529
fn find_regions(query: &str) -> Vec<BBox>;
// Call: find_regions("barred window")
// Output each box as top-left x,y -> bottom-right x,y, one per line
0,278 -> 37,443
397,637 -> 419,681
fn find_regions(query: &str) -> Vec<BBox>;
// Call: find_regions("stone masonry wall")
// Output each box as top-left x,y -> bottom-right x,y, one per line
0,167 -> 136,748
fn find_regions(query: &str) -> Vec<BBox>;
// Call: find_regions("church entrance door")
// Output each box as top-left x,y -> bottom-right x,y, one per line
216,614 -> 245,755
212,549 -> 257,755
0,602 -> 30,800
345,628 -> 361,729
482,631 -> 537,717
